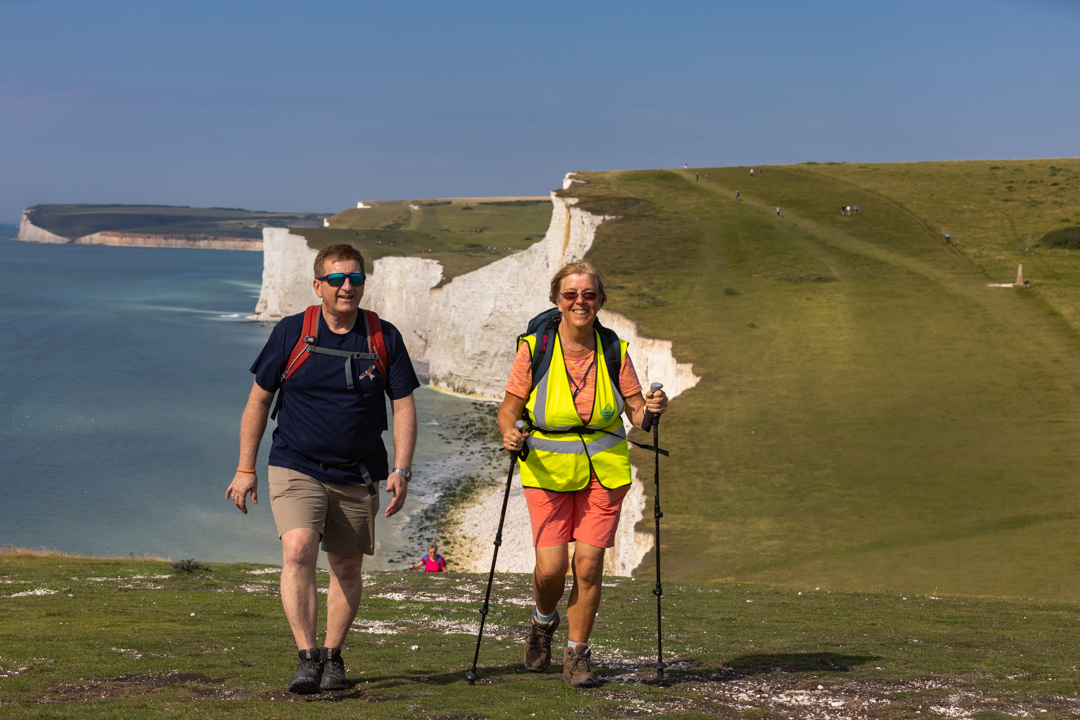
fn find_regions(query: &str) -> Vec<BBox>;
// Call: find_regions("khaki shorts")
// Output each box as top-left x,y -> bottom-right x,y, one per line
267,466 -> 379,557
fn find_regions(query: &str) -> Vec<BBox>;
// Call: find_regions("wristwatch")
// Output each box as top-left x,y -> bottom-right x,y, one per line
391,467 -> 412,482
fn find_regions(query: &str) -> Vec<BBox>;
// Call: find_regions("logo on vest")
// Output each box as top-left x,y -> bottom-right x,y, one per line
601,403 -> 615,422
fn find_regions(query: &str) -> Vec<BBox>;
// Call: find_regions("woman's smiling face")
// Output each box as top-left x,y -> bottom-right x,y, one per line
557,273 -> 600,331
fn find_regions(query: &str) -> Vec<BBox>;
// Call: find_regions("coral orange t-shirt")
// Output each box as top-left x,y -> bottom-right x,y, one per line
505,341 -> 642,420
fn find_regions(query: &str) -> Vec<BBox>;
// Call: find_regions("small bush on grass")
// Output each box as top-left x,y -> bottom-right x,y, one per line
1038,226 -> 1080,250
171,559 -> 211,574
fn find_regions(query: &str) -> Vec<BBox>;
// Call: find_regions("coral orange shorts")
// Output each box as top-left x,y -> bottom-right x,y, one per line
523,476 -> 630,549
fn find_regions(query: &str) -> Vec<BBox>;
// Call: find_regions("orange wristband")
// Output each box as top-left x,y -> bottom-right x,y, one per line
236,468 -> 256,474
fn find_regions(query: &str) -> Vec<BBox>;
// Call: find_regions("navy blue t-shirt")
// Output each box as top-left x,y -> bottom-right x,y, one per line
251,309 -> 420,486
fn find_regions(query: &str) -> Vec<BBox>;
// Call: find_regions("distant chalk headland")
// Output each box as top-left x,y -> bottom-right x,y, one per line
16,204 -> 329,251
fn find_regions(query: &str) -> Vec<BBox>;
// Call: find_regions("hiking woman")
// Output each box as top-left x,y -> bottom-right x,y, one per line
410,542 -> 447,572
497,260 -> 668,688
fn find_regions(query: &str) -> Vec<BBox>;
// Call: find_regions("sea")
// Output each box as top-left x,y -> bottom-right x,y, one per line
0,229 -> 500,570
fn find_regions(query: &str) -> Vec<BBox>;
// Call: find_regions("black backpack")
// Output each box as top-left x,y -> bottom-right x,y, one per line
518,308 -> 623,397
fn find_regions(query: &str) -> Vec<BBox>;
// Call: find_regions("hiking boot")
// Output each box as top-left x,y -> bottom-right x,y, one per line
287,648 -> 323,694
523,610 -> 560,672
320,647 -> 349,691
562,643 -> 599,688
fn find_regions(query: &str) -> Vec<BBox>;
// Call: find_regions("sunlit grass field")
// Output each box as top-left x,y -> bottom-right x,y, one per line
566,160 -> 1080,600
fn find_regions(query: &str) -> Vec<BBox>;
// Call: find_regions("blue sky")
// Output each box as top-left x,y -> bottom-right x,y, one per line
2,0 -> 1078,223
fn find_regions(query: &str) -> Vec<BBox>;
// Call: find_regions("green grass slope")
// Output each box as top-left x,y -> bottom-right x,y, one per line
26,204 -> 326,240
563,160 -> 1080,600
3,553 -> 1080,718
291,197 -> 551,282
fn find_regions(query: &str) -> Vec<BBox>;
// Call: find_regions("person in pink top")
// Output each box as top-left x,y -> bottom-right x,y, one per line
410,542 -> 446,572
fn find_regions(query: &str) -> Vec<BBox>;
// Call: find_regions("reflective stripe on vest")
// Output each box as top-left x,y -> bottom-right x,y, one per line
526,427 -> 627,455
520,330 -> 631,492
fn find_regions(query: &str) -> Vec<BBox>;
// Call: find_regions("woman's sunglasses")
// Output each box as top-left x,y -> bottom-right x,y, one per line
560,290 -> 598,302
317,273 -> 366,287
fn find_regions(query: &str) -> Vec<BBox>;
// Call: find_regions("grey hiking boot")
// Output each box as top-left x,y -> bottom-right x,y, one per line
562,643 -> 599,688
523,610 -> 560,672
320,647 -> 349,691
288,648 -> 323,694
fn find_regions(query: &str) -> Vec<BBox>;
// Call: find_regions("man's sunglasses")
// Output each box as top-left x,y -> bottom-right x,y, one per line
316,273 -> 366,287
560,290 -> 598,302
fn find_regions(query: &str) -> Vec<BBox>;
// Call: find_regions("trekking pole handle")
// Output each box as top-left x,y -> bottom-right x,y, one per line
648,383 -> 663,428
512,420 -> 527,460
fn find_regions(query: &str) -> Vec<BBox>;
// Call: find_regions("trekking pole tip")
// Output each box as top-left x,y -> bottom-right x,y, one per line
465,669 -> 479,685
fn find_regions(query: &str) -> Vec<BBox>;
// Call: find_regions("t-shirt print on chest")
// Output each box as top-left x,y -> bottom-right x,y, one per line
357,363 -> 377,383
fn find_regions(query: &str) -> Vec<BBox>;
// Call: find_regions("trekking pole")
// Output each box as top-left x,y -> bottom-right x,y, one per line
649,382 -> 669,681
466,420 -> 526,685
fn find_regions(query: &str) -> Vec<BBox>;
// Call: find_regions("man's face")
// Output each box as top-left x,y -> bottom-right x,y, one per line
313,258 -> 364,315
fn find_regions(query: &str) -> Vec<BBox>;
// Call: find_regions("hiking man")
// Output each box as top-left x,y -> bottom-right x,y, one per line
225,243 -> 419,694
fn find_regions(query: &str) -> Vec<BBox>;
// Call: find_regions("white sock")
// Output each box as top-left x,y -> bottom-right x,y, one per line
534,608 -> 557,624
569,640 -> 588,651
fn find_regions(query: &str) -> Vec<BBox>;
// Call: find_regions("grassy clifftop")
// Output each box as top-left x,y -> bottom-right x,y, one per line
2,552 -> 1079,717
560,160 -> 1080,600
290,197 -> 551,281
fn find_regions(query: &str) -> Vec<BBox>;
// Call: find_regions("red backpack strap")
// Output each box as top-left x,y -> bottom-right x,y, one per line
280,305 -> 321,384
271,305 -> 321,421
362,310 -> 390,385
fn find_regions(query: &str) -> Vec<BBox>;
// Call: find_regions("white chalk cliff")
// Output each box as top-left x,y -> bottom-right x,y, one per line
17,212 -> 69,244
251,229 -> 320,319
250,176 -> 700,575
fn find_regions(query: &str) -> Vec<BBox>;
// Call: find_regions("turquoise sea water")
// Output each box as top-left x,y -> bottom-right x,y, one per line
0,231 -> 496,569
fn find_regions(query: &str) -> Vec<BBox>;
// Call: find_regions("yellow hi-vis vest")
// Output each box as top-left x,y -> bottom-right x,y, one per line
520,330 -> 631,492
